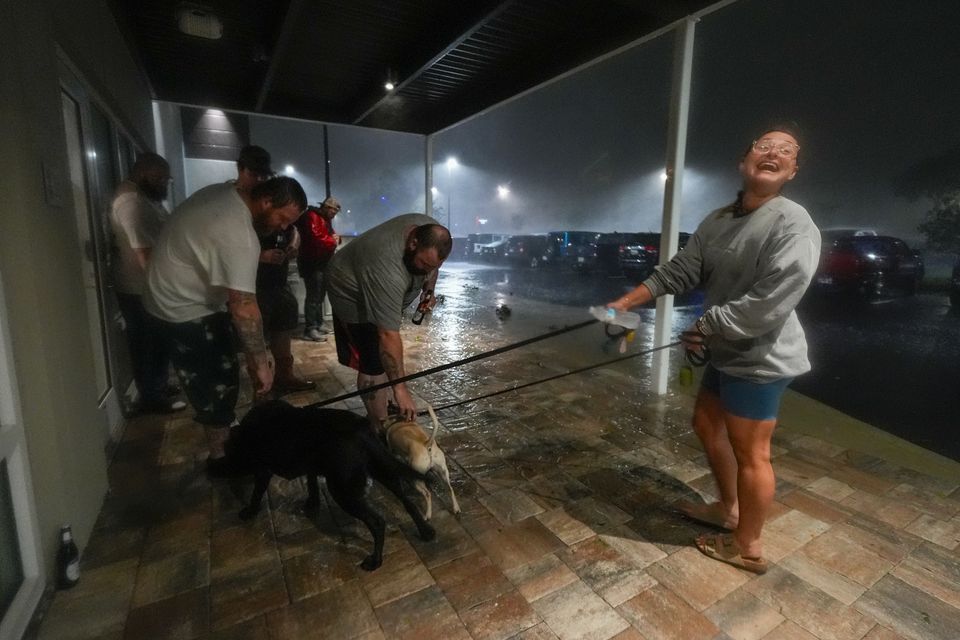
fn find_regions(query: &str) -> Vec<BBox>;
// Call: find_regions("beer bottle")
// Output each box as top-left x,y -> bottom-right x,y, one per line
57,524 -> 80,589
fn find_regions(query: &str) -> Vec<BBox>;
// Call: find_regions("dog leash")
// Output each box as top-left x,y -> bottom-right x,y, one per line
416,340 -> 684,416
306,318 -> 600,409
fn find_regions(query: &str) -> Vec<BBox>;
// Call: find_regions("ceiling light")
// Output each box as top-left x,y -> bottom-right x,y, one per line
176,3 -> 223,40
384,81 -> 395,91
284,165 -> 295,175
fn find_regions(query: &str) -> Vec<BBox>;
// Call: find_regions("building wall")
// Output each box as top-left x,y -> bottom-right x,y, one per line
0,0 -> 154,579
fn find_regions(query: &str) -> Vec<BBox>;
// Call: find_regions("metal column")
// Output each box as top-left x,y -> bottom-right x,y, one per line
425,135 -> 434,215
322,124 -> 331,198
652,18 -> 696,394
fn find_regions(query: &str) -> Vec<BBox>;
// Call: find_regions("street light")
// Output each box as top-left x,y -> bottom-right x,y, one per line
445,156 -> 458,229
497,185 -> 510,199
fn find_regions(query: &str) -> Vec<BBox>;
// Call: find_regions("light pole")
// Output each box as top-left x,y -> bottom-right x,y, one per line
445,156 -> 458,229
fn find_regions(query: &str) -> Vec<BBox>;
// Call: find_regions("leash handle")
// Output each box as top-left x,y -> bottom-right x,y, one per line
679,330 -> 710,367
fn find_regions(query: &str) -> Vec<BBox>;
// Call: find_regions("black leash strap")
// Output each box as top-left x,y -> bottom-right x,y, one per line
307,318 -> 600,409
418,340 -> 683,416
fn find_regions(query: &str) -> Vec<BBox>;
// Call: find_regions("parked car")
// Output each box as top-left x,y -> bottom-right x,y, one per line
814,234 -> 924,299
594,232 -> 646,274
503,234 -> 549,267
450,236 -> 470,261
542,231 -> 602,270
618,232 -> 691,280
478,238 -> 510,261
466,233 -> 508,258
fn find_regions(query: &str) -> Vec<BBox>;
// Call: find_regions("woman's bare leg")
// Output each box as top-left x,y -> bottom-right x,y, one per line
691,389 -> 740,527
724,413 -> 777,558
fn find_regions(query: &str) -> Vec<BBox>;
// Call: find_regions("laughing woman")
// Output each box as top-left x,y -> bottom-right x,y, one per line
605,124 -> 820,573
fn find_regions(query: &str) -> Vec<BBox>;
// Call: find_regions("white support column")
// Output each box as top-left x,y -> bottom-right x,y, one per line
425,135 -> 434,216
652,17 -> 696,395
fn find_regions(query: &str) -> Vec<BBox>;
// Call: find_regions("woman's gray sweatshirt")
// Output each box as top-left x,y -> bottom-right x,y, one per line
643,196 -> 821,382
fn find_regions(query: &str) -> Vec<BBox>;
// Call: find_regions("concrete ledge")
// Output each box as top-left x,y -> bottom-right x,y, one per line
779,389 -> 960,484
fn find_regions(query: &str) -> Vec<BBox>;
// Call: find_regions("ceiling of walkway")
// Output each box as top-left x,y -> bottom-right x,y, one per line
110,0 -> 719,134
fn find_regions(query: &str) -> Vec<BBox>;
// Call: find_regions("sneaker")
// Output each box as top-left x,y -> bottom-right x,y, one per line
141,397 -> 187,414
303,329 -> 327,342
318,326 -> 333,335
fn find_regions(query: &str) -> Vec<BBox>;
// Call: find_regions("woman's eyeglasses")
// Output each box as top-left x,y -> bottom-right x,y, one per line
752,139 -> 799,158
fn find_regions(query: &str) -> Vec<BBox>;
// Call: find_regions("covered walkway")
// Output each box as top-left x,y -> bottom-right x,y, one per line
31,275 -> 960,640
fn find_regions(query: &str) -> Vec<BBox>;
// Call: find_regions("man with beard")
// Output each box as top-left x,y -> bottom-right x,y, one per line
325,214 -> 452,428
109,152 -> 186,414
145,176 -> 307,472
231,145 -> 315,394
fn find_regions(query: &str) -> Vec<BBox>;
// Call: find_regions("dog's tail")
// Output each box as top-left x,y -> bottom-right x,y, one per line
426,404 -> 439,448
425,467 -> 445,490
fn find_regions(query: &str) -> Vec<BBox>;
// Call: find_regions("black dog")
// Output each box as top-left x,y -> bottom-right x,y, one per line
223,400 -> 436,570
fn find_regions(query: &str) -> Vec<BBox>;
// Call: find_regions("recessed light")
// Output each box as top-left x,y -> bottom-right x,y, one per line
176,3 -> 223,40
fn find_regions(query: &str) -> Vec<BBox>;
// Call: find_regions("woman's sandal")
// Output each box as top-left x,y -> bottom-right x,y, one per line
695,533 -> 768,575
676,500 -> 737,531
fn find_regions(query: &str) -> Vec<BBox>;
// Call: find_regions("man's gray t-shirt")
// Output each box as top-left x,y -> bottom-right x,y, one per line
326,213 -> 437,331
643,196 -> 820,381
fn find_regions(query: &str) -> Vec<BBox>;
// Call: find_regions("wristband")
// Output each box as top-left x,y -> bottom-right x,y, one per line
695,315 -> 711,336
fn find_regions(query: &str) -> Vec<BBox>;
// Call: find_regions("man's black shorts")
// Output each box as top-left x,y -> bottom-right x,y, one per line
332,315 -> 384,376
258,285 -> 299,334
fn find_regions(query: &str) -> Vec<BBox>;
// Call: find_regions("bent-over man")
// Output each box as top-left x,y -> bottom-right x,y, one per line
325,214 -> 452,428
145,176 -> 307,472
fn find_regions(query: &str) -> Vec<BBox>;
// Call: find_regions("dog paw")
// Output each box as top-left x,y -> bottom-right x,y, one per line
360,555 -> 382,571
419,524 -> 437,542
238,507 -> 258,521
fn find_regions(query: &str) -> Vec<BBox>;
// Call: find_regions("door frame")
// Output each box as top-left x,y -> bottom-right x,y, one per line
58,55 -> 130,439
0,273 -> 45,640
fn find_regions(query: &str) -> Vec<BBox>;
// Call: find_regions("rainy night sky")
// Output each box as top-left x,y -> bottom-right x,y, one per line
222,0 -> 960,264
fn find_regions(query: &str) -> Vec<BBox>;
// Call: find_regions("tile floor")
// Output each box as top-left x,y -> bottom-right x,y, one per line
29,278 -> 960,640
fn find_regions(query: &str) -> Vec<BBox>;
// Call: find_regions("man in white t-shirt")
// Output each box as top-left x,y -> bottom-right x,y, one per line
109,152 -> 186,414
145,176 -> 307,472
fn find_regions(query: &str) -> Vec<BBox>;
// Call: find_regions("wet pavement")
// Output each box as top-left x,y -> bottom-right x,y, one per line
31,263 -> 960,640
447,261 -> 960,461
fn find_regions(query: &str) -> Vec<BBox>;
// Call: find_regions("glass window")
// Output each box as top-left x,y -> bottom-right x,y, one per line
0,460 -> 25,618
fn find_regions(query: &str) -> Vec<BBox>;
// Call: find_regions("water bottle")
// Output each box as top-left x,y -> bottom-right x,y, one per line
57,524 -> 80,590
588,306 -> 640,330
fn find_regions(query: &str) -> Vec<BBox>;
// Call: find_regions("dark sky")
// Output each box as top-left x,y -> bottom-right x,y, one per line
431,0 -> 960,246
245,0 -> 960,252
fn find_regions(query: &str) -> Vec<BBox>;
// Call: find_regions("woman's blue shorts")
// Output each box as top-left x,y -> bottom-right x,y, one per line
700,365 -> 792,421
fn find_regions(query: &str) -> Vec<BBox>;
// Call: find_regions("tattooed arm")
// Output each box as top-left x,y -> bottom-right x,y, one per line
377,327 -> 415,420
227,288 -> 273,396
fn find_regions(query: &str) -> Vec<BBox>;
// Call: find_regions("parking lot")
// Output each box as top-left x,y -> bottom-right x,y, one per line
446,259 -> 960,461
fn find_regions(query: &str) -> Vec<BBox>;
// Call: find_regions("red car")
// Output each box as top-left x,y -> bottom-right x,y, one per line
815,232 -> 924,299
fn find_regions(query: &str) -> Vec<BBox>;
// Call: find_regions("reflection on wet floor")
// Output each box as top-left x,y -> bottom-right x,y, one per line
32,264 -> 960,640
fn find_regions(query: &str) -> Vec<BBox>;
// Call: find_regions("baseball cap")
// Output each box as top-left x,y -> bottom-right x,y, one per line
321,196 -> 341,211
237,145 -> 273,177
